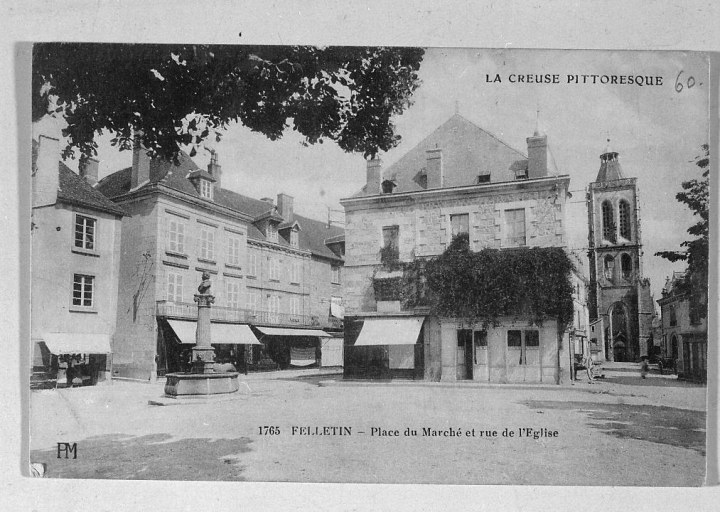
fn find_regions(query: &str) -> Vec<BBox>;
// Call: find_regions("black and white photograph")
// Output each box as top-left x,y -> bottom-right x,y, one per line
26,43 -> 712,488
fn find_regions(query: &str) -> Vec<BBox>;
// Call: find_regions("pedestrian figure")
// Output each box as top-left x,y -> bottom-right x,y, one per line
640,357 -> 649,379
585,355 -> 594,383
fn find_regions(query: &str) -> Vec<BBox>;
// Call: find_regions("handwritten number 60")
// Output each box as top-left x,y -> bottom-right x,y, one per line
675,71 -> 696,93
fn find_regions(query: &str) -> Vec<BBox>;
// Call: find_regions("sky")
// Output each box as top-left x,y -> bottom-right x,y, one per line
39,47 -> 711,306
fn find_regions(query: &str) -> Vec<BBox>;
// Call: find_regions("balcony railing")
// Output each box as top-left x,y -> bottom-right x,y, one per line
156,300 -> 322,328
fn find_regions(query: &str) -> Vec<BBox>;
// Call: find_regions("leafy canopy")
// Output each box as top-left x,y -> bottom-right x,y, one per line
33,44 -> 425,163
419,234 -> 575,329
655,145 -> 709,283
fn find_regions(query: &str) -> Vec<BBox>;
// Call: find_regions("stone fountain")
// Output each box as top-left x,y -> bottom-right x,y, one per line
164,272 -> 240,398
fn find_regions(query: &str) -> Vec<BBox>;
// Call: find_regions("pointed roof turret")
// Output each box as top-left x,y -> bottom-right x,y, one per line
595,149 -> 624,182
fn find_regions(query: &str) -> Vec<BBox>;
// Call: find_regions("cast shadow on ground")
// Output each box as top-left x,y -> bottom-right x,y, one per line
31,433 -> 252,480
523,400 -> 706,456
600,374 -> 706,388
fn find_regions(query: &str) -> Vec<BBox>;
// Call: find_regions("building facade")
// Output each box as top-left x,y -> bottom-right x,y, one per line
31,134 -> 126,387
657,271 -> 707,382
341,114 -> 574,383
97,145 -> 344,381
587,151 -> 654,362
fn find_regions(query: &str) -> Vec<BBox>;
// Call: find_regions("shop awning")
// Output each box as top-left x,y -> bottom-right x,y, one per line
212,323 -> 261,345
254,326 -> 331,338
42,332 -> 112,354
166,320 -> 261,345
354,317 -> 425,346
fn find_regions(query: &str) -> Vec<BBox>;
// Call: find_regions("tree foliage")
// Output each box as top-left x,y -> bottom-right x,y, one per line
655,144 -> 709,302
33,44 -> 424,163
410,234 -> 575,329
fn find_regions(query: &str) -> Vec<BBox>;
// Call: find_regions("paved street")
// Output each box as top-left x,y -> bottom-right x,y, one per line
30,364 -> 707,486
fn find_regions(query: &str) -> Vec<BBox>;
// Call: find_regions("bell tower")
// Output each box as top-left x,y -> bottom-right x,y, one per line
587,149 -> 653,362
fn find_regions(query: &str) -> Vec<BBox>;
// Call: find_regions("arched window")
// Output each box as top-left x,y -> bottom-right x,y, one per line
621,253 -> 632,280
619,200 -> 631,239
602,201 -> 615,242
603,255 -> 614,280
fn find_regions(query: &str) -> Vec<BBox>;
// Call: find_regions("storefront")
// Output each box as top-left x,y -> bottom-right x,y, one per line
251,326 -> 331,370
343,316 -> 425,379
39,332 -> 112,387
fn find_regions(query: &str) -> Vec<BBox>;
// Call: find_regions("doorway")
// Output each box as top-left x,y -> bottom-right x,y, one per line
456,329 -> 473,380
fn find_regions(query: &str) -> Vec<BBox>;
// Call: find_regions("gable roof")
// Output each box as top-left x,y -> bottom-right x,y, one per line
355,113 -> 528,196
57,162 -> 126,216
97,151 -> 344,262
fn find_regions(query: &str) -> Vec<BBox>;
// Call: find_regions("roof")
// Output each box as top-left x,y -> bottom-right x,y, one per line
97,151 -> 344,262
595,152 -> 625,182
354,113 -> 528,196
57,162 -> 126,216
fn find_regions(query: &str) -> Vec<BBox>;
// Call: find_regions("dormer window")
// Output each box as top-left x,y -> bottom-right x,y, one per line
381,179 -> 396,194
514,169 -> 528,180
267,223 -> 278,243
199,179 -> 213,199
290,229 -> 299,248
477,174 -> 490,184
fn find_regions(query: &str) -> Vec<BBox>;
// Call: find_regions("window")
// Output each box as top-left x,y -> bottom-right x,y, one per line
621,253 -> 632,280
246,290 -> 259,314
290,260 -> 301,284
507,329 -> 539,365
603,255 -> 614,280
477,174 -> 491,184
602,200 -> 615,242
168,218 -> 186,254
473,330 -> 487,347
267,295 -> 280,323
450,213 -> 469,239
504,208 -> 526,247
331,265 -> 341,284
290,229 -> 299,248
269,257 -> 280,281
381,225 -> 399,264
507,330 -> 522,347
226,280 -> 241,310
199,179 -> 213,199
226,234 -> 242,266
72,274 -> 94,307
199,227 -> 215,261
669,307 -> 677,327
74,215 -> 96,251
267,224 -> 278,243
167,272 -> 184,303
515,168 -> 528,180
247,252 -> 258,277
290,296 -> 301,317
381,180 -> 396,194
525,330 -> 540,347
619,200 -> 631,239
418,173 -> 428,189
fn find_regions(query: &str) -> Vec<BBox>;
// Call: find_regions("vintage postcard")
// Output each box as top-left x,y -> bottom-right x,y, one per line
27,45 -> 711,486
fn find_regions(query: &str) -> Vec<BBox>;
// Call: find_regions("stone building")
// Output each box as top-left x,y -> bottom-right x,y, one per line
657,271 -> 707,382
340,114 -> 574,383
96,145 -> 344,381
31,133 -> 126,387
586,150 -> 654,362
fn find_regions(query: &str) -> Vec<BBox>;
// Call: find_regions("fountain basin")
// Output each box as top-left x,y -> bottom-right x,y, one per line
164,372 -> 240,398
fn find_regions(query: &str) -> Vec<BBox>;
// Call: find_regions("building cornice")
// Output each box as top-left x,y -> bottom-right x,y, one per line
341,175 -> 571,208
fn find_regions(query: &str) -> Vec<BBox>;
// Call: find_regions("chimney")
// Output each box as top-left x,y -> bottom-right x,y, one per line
277,193 -> 294,221
79,157 -> 99,187
131,134 -> 151,188
426,148 -> 443,188
32,135 -> 60,208
366,158 -> 382,194
527,133 -> 548,178
207,151 -> 222,189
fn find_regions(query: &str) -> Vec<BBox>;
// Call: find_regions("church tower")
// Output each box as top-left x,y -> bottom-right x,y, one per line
587,150 -> 654,362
